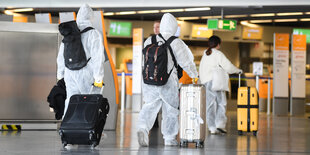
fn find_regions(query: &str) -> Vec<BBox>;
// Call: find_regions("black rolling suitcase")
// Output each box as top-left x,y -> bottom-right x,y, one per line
59,86 -> 109,148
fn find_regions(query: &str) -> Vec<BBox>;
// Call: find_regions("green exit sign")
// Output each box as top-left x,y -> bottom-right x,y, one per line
207,19 -> 237,31
219,19 -> 236,30
207,19 -> 218,30
109,21 -> 132,37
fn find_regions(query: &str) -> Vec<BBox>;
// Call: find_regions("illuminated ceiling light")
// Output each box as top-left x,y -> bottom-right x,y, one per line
4,10 -> 14,15
137,10 -> 160,14
240,21 -> 248,25
103,12 -> 114,16
240,21 -> 259,28
249,19 -> 273,23
184,7 -> 210,12
116,11 -> 136,15
250,13 -> 275,17
274,19 -> 298,22
225,14 -> 248,18
12,13 -> 24,17
161,9 -> 184,13
201,15 -> 222,19
277,12 -> 303,16
305,12 -> 310,15
13,8 -> 33,12
177,16 -> 200,20
300,18 -> 310,21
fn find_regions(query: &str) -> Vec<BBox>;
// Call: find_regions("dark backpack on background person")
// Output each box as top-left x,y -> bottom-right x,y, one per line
58,21 -> 93,70
142,34 -> 181,86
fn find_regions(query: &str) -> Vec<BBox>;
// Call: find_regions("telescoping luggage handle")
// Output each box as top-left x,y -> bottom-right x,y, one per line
89,83 -> 105,94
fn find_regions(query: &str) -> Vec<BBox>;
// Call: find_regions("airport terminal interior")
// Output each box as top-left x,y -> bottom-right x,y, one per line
1,0 -> 310,154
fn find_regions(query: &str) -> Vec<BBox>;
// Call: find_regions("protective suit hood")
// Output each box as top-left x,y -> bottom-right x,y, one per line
160,13 -> 178,37
76,4 -> 94,30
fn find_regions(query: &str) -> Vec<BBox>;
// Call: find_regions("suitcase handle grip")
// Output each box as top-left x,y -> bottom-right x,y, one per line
90,84 -> 105,94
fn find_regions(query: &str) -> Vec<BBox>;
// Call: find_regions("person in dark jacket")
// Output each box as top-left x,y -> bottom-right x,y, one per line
47,79 -> 66,120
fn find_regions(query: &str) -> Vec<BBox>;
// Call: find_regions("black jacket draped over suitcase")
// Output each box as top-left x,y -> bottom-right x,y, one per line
47,78 -> 66,120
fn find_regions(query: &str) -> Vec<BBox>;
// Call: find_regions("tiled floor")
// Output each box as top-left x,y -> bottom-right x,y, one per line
1,111 -> 310,155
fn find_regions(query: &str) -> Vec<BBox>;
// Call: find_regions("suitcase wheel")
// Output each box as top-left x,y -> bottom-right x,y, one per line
91,142 -> 98,149
89,131 -> 95,140
180,140 -> 188,147
59,130 -> 64,137
238,130 -> 243,135
62,141 -> 67,148
195,141 -> 204,148
253,131 -> 257,136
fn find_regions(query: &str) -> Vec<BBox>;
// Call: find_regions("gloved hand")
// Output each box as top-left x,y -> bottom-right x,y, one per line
192,78 -> 199,84
238,69 -> 243,74
94,80 -> 104,88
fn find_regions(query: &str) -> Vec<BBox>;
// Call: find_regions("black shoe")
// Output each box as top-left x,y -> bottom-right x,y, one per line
217,128 -> 227,134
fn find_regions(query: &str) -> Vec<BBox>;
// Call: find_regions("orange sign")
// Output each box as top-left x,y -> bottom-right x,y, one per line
191,24 -> 213,38
13,16 -> 28,23
133,28 -> 143,46
274,33 -> 289,51
242,27 -> 263,40
292,34 -> 306,51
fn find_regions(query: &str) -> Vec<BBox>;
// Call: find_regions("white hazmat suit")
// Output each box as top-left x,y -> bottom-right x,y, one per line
57,4 -> 105,116
137,13 -> 198,146
199,48 -> 241,133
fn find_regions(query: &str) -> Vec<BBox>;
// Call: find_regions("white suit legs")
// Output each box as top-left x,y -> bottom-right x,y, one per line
139,75 -> 180,142
215,91 -> 227,129
205,81 -> 227,132
138,98 -> 179,141
137,99 -> 162,132
161,100 -> 179,141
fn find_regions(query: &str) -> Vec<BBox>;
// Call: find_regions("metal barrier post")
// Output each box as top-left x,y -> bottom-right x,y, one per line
256,75 -> 259,92
267,78 -> 271,115
121,72 -> 126,112
238,74 -> 241,88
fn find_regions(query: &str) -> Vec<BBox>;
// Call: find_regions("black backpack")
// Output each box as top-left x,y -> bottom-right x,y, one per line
142,34 -> 181,86
58,21 -> 93,70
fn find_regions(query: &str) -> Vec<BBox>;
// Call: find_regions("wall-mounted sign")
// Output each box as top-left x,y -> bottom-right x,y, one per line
218,19 -> 236,30
293,28 -> 310,43
207,19 -> 218,30
191,24 -> 213,38
207,19 -> 237,31
59,12 -> 76,23
253,62 -> 263,76
242,27 -> 263,40
109,21 -> 132,37
35,13 -> 52,24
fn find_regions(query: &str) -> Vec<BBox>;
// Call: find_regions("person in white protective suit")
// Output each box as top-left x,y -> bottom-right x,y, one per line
199,35 -> 242,134
137,13 -> 198,146
57,4 -> 105,116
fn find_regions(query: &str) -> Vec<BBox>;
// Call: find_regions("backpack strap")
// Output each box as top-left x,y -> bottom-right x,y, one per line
151,35 -> 157,45
158,34 -> 178,68
80,27 -> 94,33
80,27 -> 93,63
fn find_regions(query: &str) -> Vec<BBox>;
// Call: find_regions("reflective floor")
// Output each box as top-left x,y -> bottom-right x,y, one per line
1,111 -> 310,155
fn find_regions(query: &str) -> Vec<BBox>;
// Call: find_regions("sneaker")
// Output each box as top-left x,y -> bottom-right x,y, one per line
164,139 -> 178,146
217,128 -> 227,134
137,129 -> 149,147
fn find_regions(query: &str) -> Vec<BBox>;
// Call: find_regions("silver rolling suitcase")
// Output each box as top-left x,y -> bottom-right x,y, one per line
179,84 -> 206,147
